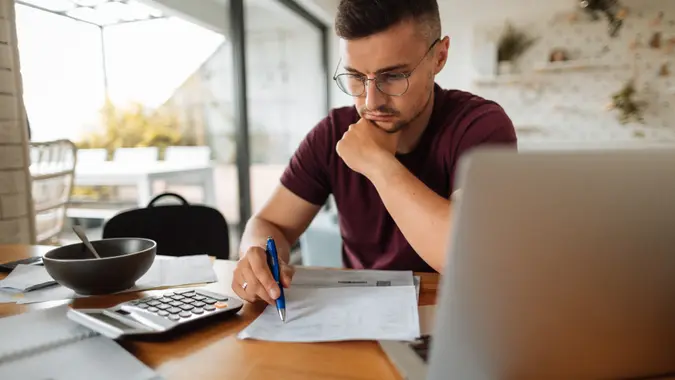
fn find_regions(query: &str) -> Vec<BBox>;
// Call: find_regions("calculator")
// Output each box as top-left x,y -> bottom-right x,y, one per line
67,288 -> 244,340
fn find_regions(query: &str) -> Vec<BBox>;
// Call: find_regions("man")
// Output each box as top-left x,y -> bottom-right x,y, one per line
232,0 -> 517,305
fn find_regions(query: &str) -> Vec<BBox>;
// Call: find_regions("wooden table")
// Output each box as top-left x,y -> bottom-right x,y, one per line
0,245 -> 439,380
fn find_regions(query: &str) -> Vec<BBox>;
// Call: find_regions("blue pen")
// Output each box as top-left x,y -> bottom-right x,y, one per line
266,236 -> 286,322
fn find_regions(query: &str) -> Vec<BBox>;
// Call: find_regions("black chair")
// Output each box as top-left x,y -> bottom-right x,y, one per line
102,192 -> 230,260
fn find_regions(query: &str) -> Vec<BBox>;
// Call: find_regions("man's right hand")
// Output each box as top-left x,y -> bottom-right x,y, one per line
232,246 -> 295,305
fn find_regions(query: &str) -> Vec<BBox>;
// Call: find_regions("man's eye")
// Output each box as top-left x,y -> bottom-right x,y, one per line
380,73 -> 406,81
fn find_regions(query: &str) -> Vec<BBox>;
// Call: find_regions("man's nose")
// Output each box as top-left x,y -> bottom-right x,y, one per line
364,78 -> 386,111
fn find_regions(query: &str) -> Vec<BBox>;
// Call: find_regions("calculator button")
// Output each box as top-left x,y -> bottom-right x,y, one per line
157,304 -> 170,310
169,301 -> 183,307
197,290 -> 228,301
137,303 -> 149,309
168,314 -> 180,321
179,311 -> 191,318
147,300 -> 161,306
158,310 -> 169,317
181,298 -> 196,305
215,302 -> 229,309
167,307 -> 181,314
128,300 -> 140,305
159,297 -> 172,303
192,295 -> 205,301
196,290 -> 228,301
148,307 -> 159,313
179,304 -> 194,311
164,292 -> 175,297
176,290 -> 196,296
192,301 -> 205,308
204,305 -> 216,312
202,298 -> 217,305
170,295 -> 185,300
192,308 -> 204,314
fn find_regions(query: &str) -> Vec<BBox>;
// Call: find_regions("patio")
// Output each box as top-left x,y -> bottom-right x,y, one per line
12,0 -> 334,261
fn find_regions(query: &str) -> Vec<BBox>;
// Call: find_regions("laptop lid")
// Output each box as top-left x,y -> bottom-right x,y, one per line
428,147 -> 675,380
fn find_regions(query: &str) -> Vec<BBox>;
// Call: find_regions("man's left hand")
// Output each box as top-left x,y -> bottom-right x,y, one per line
336,118 -> 400,178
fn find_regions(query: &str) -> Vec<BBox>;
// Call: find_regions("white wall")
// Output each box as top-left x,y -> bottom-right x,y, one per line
312,0 -> 675,144
315,0 -> 576,107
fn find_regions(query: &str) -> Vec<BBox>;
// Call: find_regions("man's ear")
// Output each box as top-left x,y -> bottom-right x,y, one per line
434,36 -> 451,74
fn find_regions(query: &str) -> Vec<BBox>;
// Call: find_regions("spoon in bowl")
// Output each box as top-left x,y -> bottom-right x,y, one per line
72,225 -> 102,259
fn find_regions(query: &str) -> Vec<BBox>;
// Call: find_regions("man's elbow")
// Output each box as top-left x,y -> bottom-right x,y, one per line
428,249 -> 447,274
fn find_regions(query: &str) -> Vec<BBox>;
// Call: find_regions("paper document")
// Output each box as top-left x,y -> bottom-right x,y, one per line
292,267 -> 415,288
238,269 -> 420,343
0,305 -> 161,380
0,264 -> 56,292
5,255 -> 217,304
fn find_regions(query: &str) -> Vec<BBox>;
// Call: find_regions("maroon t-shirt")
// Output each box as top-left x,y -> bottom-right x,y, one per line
280,84 -> 517,272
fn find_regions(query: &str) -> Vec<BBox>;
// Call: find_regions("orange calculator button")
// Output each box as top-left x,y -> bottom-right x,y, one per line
215,302 -> 228,309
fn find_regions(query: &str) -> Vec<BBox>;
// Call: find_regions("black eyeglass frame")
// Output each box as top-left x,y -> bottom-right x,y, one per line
332,38 -> 441,97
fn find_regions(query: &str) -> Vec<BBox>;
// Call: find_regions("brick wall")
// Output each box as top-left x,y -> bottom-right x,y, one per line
0,0 -> 35,244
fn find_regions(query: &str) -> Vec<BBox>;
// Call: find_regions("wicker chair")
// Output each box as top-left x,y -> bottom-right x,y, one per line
29,139 -> 77,244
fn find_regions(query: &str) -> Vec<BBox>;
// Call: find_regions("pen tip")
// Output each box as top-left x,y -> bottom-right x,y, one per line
279,309 -> 286,322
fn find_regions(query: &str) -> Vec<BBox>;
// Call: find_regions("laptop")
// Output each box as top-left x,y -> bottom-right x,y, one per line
380,147 -> 675,380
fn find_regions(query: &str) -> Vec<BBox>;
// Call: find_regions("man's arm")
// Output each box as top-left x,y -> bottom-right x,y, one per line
233,184 -> 322,304
239,184 -> 322,264
368,158 -> 453,272
340,109 -> 516,273
233,111 -> 333,304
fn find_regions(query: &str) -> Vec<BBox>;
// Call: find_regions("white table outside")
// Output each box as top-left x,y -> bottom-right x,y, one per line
74,162 -> 216,207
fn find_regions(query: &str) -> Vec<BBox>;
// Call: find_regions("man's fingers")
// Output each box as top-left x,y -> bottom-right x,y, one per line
281,265 -> 295,288
247,249 -> 280,300
241,267 -> 274,305
232,269 -> 257,303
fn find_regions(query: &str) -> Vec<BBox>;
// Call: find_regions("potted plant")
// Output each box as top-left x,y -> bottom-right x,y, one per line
497,22 -> 537,75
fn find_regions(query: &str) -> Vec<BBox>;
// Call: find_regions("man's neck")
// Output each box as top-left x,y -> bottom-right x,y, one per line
396,90 -> 435,154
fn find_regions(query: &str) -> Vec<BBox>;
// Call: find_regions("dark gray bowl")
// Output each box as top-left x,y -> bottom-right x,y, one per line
43,238 -> 156,295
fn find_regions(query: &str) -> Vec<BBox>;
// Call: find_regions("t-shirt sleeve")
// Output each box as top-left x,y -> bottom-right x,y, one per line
450,103 -> 518,188
457,103 -> 518,153
279,116 -> 333,206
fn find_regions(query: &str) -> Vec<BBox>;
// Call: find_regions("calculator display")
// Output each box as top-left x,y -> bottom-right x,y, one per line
86,312 -> 137,331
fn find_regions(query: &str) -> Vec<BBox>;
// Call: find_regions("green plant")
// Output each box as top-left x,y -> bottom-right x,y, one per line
497,22 -> 538,62
72,99 -> 197,200
607,80 -> 647,124
76,99 -> 196,159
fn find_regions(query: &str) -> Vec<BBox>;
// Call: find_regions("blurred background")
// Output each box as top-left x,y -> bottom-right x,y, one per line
8,0 -> 675,264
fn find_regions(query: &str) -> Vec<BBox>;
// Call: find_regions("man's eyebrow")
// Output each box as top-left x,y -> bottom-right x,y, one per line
344,64 -> 410,75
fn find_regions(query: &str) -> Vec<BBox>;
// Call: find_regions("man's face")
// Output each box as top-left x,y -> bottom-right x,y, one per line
337,20 -> 446,133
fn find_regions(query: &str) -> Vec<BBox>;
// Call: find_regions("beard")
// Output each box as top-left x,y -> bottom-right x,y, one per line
359,105 -> 425,134
358,88 -> 435,134
358,105 -> 407,134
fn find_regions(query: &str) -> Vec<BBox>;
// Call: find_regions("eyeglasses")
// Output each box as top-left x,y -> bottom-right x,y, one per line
332,38 -> 440,97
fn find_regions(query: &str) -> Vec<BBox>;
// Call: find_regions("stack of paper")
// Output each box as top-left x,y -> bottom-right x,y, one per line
0,305 -> 162,380
0,254 -> 218,304
238,268 -> 421,342
0,265 -> 56,292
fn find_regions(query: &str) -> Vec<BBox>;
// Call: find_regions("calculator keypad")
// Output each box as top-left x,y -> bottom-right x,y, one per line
128,289 -> 230,322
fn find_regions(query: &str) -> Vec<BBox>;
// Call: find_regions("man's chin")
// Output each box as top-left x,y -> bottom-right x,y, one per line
369,119 -> 406,134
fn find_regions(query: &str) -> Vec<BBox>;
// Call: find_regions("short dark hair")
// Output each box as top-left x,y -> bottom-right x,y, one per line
335,0 -> 441,41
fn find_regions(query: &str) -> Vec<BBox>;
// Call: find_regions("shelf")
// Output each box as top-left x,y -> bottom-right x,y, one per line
473,74 -> 529,86
473,59 -> 632,86
533,59 -> 630,73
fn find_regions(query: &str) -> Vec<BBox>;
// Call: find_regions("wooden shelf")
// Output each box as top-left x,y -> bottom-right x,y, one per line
473,74 -> 528,86
473,59 -> 631,86
533,59 -> 630,73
